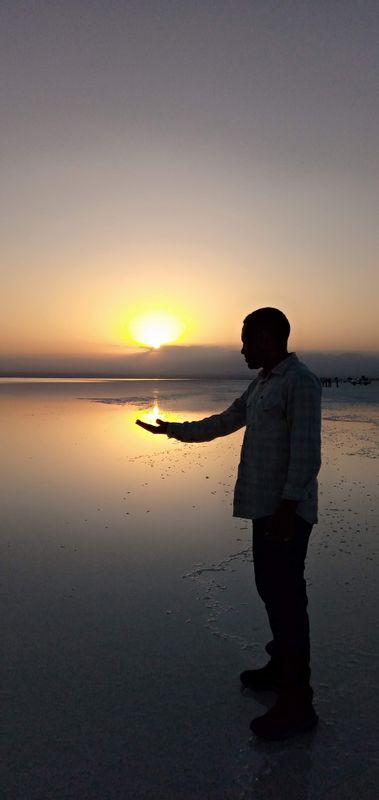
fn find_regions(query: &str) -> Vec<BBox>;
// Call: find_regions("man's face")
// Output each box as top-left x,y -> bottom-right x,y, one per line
241,324 -> 267,369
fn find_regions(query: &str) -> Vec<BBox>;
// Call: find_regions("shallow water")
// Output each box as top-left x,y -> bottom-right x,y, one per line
1,378 -> 378,799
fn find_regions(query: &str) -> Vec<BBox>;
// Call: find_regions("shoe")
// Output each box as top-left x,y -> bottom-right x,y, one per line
240,660 -> 280,692
250,685 -> 319,741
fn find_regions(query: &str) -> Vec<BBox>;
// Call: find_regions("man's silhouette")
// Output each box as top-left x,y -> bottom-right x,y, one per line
136,307 -> 321,741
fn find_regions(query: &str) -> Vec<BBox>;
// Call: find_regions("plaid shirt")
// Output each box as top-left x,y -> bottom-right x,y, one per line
166,353 -> 322,523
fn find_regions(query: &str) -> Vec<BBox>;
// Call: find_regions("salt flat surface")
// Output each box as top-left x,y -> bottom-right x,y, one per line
1,378 -> 378,799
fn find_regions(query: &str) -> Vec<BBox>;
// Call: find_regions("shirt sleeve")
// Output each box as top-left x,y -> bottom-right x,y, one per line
166,386 -> 250,443
282,372 -> 322,501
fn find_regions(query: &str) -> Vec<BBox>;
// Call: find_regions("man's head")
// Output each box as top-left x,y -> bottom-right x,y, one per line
241,307 -> 290,370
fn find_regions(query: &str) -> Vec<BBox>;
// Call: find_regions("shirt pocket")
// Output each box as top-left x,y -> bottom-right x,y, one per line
261,388 -> 284,416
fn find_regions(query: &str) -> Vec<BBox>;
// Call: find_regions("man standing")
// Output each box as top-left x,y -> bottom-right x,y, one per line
136,307 -> 322,741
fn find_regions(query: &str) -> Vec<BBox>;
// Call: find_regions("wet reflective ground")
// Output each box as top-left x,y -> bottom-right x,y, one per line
1,379 -> 378,799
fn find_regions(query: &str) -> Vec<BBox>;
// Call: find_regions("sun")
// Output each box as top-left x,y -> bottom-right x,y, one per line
129,311 -> 184,349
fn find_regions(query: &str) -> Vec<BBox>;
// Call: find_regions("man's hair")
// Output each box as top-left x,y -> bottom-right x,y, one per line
243,307 -> 290,342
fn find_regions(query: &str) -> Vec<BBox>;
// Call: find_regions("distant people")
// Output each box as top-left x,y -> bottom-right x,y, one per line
136,307 -> 321,741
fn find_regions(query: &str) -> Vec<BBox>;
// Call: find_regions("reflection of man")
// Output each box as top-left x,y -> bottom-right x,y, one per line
136,307 -> 321,741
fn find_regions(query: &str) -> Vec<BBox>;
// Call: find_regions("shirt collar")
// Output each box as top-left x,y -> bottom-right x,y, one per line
258,352 -> 298,381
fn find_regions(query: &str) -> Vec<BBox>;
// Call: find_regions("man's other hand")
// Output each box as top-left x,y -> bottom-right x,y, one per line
135,418 -> 168,434
267,500 -> 298,542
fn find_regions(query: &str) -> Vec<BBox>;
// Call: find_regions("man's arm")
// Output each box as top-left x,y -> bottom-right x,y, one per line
268,372 -> 321,541
281,372 -> 322,503
136,385 -> 252,441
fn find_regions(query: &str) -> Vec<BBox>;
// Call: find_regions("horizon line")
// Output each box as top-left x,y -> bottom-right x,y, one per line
1,373 -> 378,381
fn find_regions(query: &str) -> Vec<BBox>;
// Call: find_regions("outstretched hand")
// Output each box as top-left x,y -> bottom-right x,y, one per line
135,418 -> 168,434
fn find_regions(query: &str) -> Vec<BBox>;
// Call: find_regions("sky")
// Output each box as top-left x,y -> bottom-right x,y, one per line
1,0 -> 378,375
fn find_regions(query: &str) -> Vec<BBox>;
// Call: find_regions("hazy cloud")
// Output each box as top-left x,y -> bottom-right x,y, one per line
1,346 -> 378,379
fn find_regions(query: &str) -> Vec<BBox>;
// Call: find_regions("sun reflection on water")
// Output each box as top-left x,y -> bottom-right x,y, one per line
137,397 -> 161,425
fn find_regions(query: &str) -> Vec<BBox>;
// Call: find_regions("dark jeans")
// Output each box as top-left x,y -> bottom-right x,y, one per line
253,514 -> 313,697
